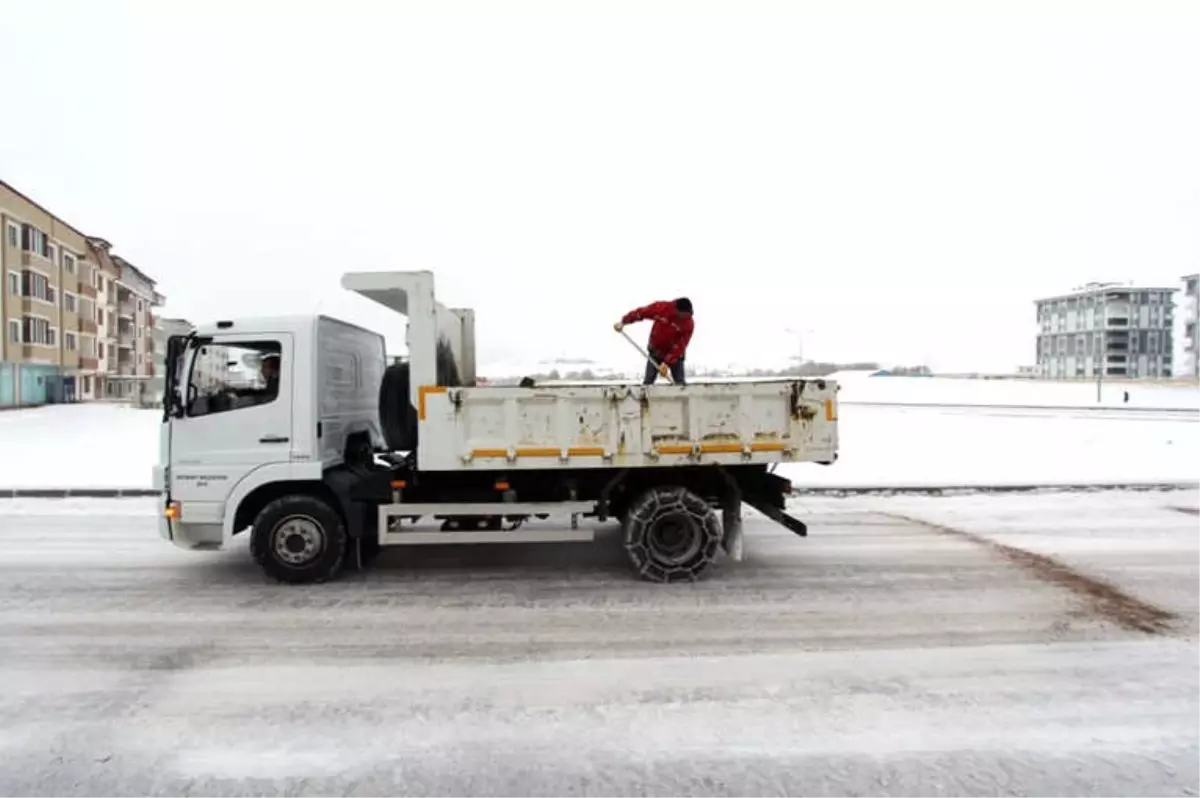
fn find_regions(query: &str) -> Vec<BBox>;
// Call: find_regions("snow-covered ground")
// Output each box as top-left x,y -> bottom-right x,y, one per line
2,395 -> 1195,491
829,372 -> 1199,410
0,489 -> 1195,795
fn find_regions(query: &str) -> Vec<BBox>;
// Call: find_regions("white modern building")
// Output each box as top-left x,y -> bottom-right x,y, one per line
1035,282 -> 1177,380
1181,273 -> 1199,379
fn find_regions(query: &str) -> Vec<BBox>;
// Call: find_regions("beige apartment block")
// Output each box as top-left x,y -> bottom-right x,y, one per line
0,179 -> 164,407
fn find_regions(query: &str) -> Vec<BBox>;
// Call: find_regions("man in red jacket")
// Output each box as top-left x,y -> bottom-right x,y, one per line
614,297 -> 694,385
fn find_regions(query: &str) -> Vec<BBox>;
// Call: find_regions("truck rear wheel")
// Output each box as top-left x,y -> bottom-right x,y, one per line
251,495 -> 347,584
623,485 -> 721,583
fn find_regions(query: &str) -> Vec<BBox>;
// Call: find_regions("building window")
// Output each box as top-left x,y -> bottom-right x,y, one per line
98,342 -> 104,358
65,332 -> 77,351
7,320 -> 19,344
21,317 -> 56,346
20,271 -> 55,303
6,224 -> 18,248
47,244 -> 57,264
7,272 -> 17,296
63,253 -> 76,274
65,293 -> 76,313
137,299 -> 143,312
21,225 -> 48,257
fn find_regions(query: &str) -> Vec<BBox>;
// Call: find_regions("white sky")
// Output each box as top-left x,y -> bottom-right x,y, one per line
1,0 -> 1196,373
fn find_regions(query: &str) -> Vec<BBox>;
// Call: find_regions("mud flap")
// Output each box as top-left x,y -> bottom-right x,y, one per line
722,502 -> 745,562
743,494 -> 808,537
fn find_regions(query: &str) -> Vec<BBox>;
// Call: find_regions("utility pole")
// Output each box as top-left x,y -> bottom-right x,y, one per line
785,327 -> 809,375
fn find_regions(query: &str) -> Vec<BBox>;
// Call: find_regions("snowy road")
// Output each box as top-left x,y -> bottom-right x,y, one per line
0,490 -> 1197,796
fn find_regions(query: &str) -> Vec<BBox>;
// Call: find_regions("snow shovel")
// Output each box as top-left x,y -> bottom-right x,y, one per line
616,327 -> 675,385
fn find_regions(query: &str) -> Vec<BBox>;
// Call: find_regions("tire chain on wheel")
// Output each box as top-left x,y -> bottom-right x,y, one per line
624,486 -> 722,583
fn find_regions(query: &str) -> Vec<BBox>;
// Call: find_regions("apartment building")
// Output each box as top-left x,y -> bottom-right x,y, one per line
0,180 -> 163,407
1035,282 -> 1176,380
1182,273 -> 1199,379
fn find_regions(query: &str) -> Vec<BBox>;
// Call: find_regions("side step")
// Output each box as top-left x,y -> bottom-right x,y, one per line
382,527 -> 596,546
377,501 -> 599,547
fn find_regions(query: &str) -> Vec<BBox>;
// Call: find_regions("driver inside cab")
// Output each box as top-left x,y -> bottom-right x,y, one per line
258,353 -> 280,397
234,352 -> 280,407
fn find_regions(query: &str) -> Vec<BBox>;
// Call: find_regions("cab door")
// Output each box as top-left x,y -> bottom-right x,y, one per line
167,333 -> 294,525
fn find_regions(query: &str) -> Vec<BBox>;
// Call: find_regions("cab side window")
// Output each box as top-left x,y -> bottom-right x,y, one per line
187,341 -> 282,417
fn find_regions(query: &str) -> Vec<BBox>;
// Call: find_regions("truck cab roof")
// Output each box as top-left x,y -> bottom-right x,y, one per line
191,314 -> 376,339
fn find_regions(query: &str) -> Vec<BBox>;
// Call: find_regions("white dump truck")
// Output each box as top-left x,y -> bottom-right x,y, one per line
154,271 -> 840,584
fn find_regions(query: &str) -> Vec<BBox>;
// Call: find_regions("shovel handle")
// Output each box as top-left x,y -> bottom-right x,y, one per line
617,328 -> 674,385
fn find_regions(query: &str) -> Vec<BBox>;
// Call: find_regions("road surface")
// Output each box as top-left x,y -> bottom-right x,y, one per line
0,489 -> 1196,796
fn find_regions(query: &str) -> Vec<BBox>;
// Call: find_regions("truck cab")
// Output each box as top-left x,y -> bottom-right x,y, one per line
155,315 -> 386,551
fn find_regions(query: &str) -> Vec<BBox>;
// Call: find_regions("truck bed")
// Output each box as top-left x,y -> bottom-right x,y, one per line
416,378 -> 839,472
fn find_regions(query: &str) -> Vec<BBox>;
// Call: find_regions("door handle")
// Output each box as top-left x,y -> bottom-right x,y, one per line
259,435 -> 290,444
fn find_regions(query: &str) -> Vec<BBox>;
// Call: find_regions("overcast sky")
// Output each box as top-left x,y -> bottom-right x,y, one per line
2,0 -> 1196,374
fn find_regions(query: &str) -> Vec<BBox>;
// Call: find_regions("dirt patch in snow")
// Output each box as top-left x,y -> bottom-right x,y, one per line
884,513 -> 1179,636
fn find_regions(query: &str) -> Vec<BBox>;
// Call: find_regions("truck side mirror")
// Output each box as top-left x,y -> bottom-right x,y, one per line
164,335 -> 188,421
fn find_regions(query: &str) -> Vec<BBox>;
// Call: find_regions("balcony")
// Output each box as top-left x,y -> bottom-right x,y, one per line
78,282 -> 97,299
119,300 -> 137,317
80,357 -> 100,371
118,332 -> 135,349
20,251 -> 50,267
79,318 -> 98,335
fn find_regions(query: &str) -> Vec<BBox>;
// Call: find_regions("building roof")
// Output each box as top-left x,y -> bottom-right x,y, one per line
1035,282 -> 1180,304
1,181 -> 157,291
0,179 -> 93,244
111,254 -> 157,287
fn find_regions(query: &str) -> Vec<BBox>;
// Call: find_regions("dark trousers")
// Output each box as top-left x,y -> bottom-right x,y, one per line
644,349 -> 686,385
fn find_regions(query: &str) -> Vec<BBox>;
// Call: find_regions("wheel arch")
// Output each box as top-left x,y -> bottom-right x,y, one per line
605,467 -> 731,519
231,479 -> 346,540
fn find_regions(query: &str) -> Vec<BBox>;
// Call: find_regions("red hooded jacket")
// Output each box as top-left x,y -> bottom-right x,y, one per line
621,301 -> 694,365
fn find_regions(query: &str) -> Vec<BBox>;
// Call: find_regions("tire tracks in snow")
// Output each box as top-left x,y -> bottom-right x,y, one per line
881,513 -> 1179,636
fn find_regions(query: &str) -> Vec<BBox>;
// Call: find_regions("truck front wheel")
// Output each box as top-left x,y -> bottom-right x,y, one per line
623,486 -> 721,583
251,495 -> 347,584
